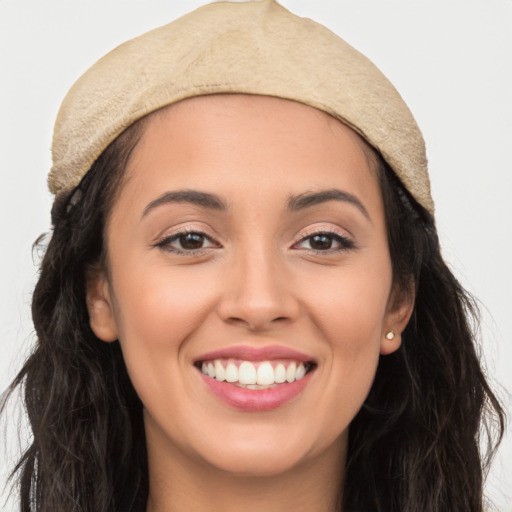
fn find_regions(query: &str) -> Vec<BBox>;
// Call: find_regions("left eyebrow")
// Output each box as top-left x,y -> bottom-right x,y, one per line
287,189 -> 371,221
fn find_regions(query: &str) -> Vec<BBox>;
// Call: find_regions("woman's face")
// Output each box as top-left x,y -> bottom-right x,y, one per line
88,95 -> 411,477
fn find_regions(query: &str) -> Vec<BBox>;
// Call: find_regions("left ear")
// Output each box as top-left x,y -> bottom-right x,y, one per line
380,280 -> 415,355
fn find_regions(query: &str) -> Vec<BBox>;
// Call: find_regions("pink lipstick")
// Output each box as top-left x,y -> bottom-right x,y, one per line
195,345 -> 316,411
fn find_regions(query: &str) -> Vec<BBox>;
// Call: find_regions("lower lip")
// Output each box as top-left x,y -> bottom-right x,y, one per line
199,371 -> 314,412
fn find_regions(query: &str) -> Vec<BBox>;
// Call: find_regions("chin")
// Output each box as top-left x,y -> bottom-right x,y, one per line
187,420 -> 346,477
201,445 -> 309,477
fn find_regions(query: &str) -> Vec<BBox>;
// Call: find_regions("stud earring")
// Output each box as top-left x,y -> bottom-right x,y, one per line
385,330 -> 395,340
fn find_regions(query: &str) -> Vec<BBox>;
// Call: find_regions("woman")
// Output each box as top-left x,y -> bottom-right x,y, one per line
1,1 -> 505,511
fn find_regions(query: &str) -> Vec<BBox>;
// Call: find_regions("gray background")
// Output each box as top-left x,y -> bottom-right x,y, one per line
1,0 -> 511,510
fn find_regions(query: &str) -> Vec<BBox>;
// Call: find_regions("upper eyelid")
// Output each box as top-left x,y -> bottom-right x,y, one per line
155,224 -> 221,243
162,231 -> 216,243
295,225 -> 352,242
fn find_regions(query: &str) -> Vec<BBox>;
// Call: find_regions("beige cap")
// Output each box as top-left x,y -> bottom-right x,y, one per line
49,0 -> 433,214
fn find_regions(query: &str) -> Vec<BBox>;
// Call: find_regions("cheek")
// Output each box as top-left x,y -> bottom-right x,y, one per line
303,261 -> 391,347
112,261 -> 215,345
108,260 -> 218,396
300,263 -> 391,417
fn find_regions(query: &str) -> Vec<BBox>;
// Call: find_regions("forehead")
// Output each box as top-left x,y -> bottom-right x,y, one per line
150,94 -> 375,157
119,94 -> 382,216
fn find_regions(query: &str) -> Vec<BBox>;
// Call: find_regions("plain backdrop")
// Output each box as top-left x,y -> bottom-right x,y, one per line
1,0 -> 511,510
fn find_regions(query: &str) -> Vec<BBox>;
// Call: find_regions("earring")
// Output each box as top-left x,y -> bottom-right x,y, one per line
385,330 -> 395,340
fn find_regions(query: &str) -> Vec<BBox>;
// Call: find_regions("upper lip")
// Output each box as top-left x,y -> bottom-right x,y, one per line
194,345 -> 315,363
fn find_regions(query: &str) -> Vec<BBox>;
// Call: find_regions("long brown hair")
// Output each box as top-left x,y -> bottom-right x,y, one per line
2,116 -> 504,512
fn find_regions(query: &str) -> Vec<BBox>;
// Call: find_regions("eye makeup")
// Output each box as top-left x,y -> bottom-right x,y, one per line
153,225 -> 356,257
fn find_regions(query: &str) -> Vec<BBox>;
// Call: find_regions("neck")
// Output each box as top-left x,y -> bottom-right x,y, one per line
144,421 -> 346,512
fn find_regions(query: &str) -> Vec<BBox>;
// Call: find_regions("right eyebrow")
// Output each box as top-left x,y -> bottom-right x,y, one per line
141,189 -> 228,219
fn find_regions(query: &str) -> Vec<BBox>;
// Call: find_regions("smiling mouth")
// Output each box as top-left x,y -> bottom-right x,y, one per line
195,359 -> 317,389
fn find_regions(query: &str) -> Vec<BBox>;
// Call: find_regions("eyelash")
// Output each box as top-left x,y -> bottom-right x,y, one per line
154,229 -> 219,255
293,229 -> 355,254
154,228 -> 355,255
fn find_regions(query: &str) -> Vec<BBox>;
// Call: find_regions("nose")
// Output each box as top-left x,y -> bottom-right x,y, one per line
216,246 -> 300,332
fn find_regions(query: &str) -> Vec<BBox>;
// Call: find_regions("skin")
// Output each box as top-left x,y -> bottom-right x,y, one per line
87,94 -> 413,512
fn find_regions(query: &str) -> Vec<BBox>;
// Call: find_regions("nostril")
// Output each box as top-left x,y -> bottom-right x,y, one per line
216,274 -> 301,331
224,315 -> 290,331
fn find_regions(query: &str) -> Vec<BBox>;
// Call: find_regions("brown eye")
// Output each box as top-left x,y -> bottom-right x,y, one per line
179,232 -> 205,250
309,234 -> 333,250
294,231 -> 355,253
155,230 -> 219,254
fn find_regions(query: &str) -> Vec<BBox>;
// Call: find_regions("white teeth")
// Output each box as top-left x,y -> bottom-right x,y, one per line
238,361 -> 257,385
200,359 -> 311,385
296,363 -> 306,380
286,362 -> 297,383
225,362 -> 238,383
214,360 -> 225,382
274,363 -> 286,383
256,361 -> 274,386
244,384 -> 276,390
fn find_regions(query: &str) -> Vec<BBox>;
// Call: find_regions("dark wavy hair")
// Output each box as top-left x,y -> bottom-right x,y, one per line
2,112 -> 504,512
